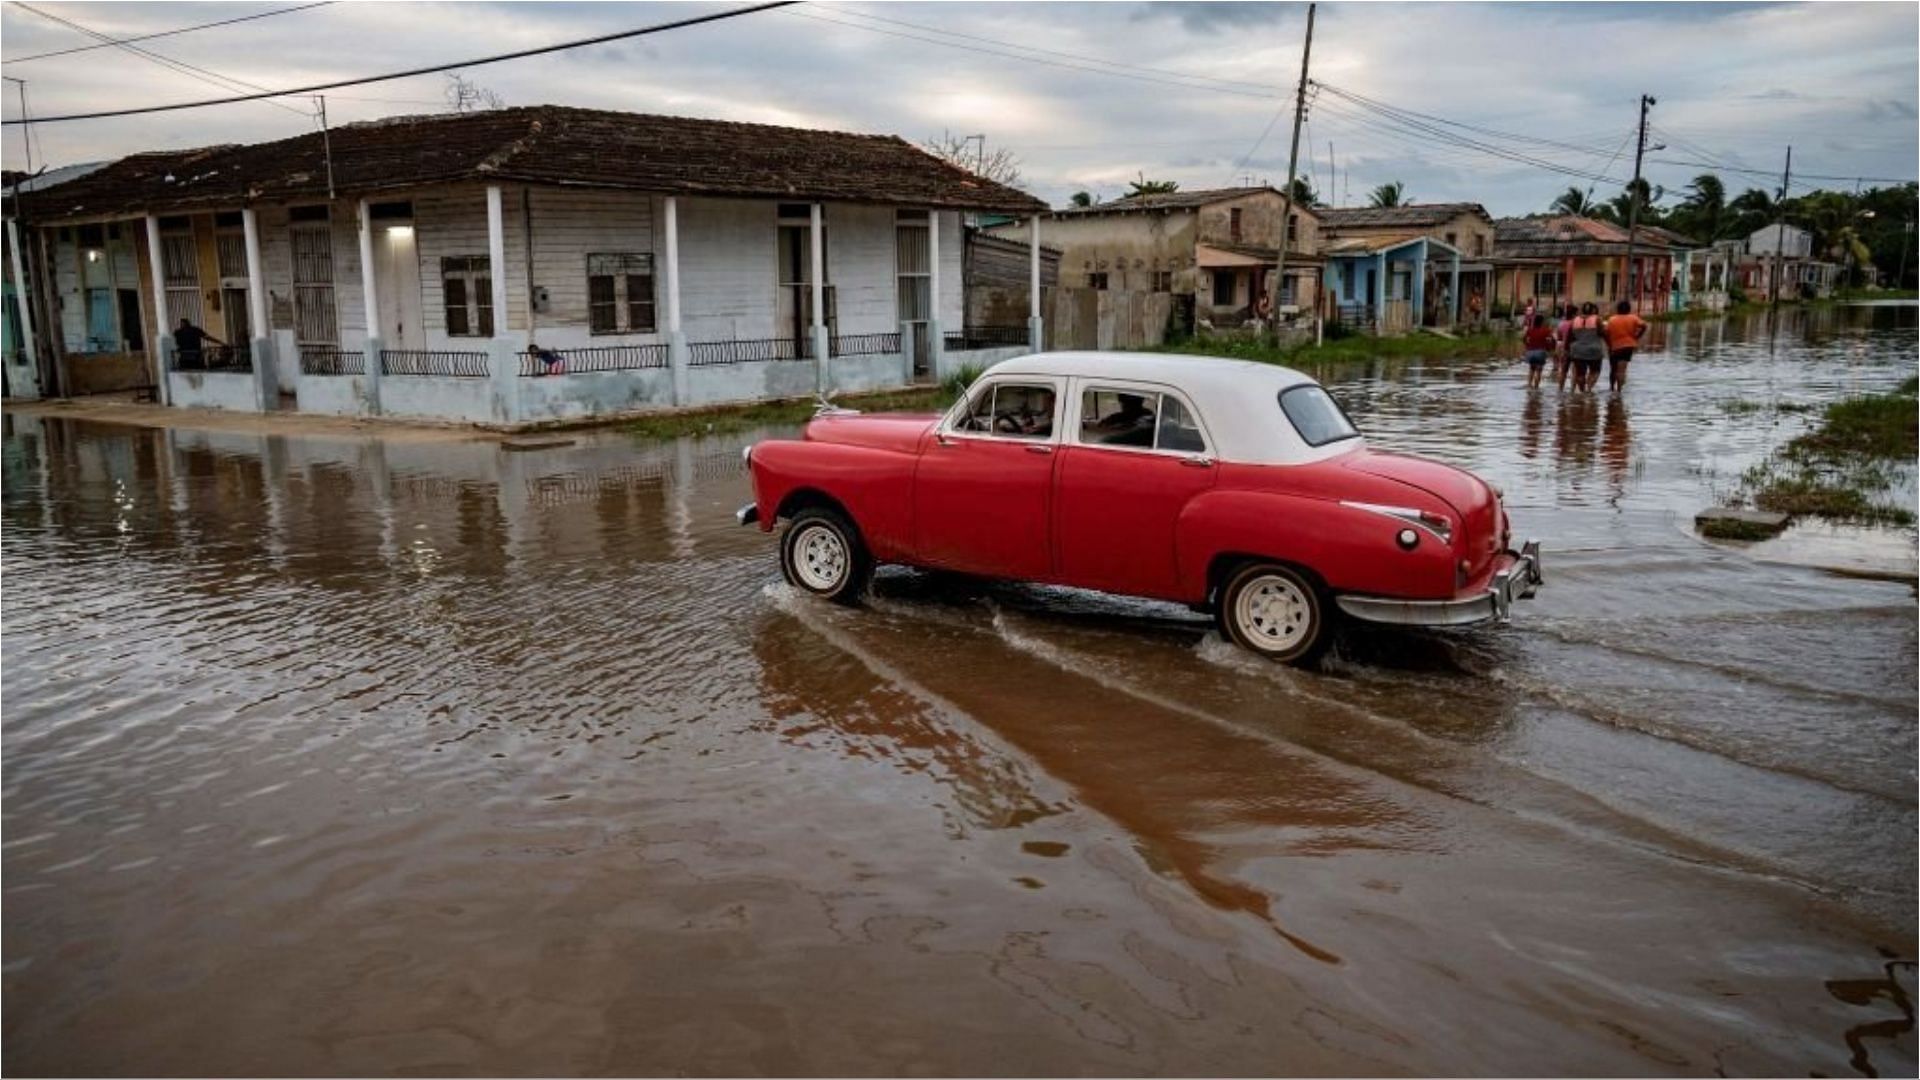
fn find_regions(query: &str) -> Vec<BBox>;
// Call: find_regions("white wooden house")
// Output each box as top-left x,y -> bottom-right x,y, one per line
11,106 -> 1045,422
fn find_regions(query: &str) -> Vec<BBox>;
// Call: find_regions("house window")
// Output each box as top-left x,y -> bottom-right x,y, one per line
586,253 -> 657,334
1445,231 -> 1458,247
1594,271 -> 1606,296
1531,270 -> 1565,297
1089,272 -> 1110,291
160,228 -> 204,328
1212,271 -> 1235,306
1229,208 -> 1243,243
1286,213 -> 1299,245
1151,271 -> 1172,292
1476,235 -> 1488,256
442,256 -> 493,337
290,221 -> 338,348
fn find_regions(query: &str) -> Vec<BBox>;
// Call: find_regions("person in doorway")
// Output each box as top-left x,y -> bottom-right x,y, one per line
1603,300 -> 1648,392
1565,302 -> 1608,392
1522,314 -> 1555,389
173,318 -> 221,370
1468,288 -> 1484,324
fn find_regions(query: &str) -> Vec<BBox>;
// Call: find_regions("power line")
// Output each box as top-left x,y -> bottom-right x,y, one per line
3,1 -> 332,64
782,8 -> 1281,100
3,1 -> 796,125
816,3 -> 1286,95
1313,88 -> 1630,186
10,1 -> 312,118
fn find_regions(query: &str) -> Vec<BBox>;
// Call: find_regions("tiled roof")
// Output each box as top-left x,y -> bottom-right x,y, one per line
20,105 -> 1046,222
1322,231 -> 1430,255
1317,202 -> 1492,229
1053,186 -> 1317,216
1493,215 -> 1682,257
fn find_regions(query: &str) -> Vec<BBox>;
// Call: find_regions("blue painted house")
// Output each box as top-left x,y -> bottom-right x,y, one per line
1315,203 -> 1497,333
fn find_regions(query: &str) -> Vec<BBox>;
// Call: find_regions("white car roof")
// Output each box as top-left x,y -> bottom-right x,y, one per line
976,351 -> 1362,464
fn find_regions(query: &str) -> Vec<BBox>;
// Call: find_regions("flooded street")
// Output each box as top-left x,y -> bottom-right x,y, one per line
4,304 -> 1914,1076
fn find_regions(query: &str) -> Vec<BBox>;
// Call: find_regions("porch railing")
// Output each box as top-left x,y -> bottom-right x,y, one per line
173,343 -> 252,373
380,349 -> 489,378
687,337 -> 811,366
943,325 -> 1028,351
830,332 -> 901,357
521,343 -> 669,377
299,346 -> 365,376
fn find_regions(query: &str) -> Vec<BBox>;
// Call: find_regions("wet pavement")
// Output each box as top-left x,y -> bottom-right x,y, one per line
4,304 -> 1915,1076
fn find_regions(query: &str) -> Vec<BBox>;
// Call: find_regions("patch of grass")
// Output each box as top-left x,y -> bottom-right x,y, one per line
622,381 -> 970,443
1719,398 -> 1820,416
1156,329 -> 1518,370
1751,471 -> 1915,526
1786,384 -> 1919,461
1697,514 -> 1787,541
1733,381 -> 1919,527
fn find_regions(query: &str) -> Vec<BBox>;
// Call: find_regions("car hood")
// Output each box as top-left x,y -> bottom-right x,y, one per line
1339,448 -> 1490,516
803,412 -> 941,454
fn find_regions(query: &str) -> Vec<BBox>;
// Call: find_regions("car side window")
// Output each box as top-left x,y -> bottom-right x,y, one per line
955,382 -> 1056,440
1078,386 -> 1208,455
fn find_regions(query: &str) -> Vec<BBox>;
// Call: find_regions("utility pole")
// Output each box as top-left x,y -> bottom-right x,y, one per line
1769,145 -> 1792,310
1271,1 -> 1315,333
315,95 -> 336,201
1620,93 -> 1655,307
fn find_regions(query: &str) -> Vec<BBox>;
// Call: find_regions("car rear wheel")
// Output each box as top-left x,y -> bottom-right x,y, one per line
1217,562 -> 1332,665
780,507 -> 873,605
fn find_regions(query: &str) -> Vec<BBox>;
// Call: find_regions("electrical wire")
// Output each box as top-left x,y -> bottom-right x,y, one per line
3,2 -> 332,64
3,1 -> 797,125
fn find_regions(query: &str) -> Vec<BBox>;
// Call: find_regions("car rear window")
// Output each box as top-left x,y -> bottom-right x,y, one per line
1278,385 -> 1358,447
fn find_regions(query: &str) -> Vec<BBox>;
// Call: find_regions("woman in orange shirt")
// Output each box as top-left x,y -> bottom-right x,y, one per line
1603,300 -> 1649,392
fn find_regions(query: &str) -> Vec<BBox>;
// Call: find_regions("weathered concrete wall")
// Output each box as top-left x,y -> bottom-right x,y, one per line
826,352 -> 908,394
683,360 -> 818,408
1009,211 -> 1200,294
1194,190 -> 1321,254
295,374 -> 368,417
517,369 -> 673,424
168,370 -> 259,411
380,376 -> 494,424
60,351 -> 152,395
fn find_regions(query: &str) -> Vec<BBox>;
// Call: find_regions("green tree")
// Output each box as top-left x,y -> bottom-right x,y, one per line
1068,191 -> 1094,208
1285,177 -> 1320,207
1727,187 -> 1778,237
1676,173 -> 1727,240
1127,174 -> 1180,197
1550,186 -> 1596,216
1368,180 -> 1407,208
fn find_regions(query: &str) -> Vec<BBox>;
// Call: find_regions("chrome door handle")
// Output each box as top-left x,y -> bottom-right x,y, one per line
1026,444 -> 1053,455
1180,455 -> 1213,467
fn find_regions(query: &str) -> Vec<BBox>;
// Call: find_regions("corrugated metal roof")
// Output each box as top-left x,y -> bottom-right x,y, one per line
1052,186 -> 1321,217
1317,202 -> 1491,229
19,105 -> 1046,222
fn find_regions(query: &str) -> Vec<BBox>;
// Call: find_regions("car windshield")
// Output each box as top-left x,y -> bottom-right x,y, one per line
1278,385 -> 1358,447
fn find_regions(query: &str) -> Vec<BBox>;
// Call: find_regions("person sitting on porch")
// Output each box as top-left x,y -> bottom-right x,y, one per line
173,319 -> 221,370
528,343 -> 564,376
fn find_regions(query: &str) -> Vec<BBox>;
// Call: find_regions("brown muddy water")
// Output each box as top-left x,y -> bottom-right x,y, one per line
4,304 -> 1915,1077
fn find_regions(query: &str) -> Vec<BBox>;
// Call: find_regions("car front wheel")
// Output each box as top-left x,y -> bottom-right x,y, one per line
779,507 -> 873,605
1217,562 -> 1332,665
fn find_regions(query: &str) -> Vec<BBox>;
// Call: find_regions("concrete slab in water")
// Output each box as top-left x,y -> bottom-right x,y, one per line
1696,506 -> 1790,540
500,435 -> 577,452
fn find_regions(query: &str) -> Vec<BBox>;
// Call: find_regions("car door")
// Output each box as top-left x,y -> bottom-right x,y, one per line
912,377 -> 1062,580
1053,381 -> 1218,599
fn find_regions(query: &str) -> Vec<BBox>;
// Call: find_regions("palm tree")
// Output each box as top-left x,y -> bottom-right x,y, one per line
1127,174 -> 1179,197
1368,181 -> 1407,208
1728,187 -> 1777,237
1678,174 -> 1727,240
1550,186 -> 1595,216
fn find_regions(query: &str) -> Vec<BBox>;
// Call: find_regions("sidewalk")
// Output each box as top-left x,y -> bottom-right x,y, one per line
2,396 -> 493,444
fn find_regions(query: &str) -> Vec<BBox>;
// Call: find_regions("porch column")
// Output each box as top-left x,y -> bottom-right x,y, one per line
1372,251 -> 1386,334
5,218 -> 42,400
810,202 -> 829,393
142,216 -> 172,405
1028,215 -> 1044,351
357,199 -> 382,415
1409,242 -> 1426,332
241,207 -> 275,411
485,184 -> 518,425
926,208 -> 944,378
664,195 -> 688,405
1449,250 -> 1461,325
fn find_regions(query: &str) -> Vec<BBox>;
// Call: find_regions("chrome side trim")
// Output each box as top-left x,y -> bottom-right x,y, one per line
1340,500 -> 1453,544
1337,539 -> 1543,628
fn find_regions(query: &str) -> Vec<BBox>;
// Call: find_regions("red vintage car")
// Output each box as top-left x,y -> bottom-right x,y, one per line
739,352 -> 1541,664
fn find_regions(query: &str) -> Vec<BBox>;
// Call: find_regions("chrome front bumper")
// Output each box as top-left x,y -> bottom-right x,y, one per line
735,501 -> 760,527
1336,539 -> 1543,627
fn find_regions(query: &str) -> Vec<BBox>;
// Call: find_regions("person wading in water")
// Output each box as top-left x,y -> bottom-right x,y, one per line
1565,302 -> 1608,393
1603,300 -> 1649,393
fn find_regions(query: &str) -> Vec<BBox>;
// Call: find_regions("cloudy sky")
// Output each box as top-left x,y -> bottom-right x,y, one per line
3,1 -> 1915,216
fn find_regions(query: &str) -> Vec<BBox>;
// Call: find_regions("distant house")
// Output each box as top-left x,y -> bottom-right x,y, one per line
987,186 -> 1325,330
6,105 -> 1044,420
1491,215 -> 1686,314
1317,203 -> 1501,330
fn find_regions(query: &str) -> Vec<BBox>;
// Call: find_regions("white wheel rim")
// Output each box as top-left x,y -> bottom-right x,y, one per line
792,524 -> 849,592
1234,574 -> 1312,652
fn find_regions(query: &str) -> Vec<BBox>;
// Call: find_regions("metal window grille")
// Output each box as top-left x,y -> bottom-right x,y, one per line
174,343 -> 253,372
290,225 -> 338,349
520,343 -> 669,376
380,349 -> 489,377
215,232 -> 247,279
941,326 -> 1028,351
